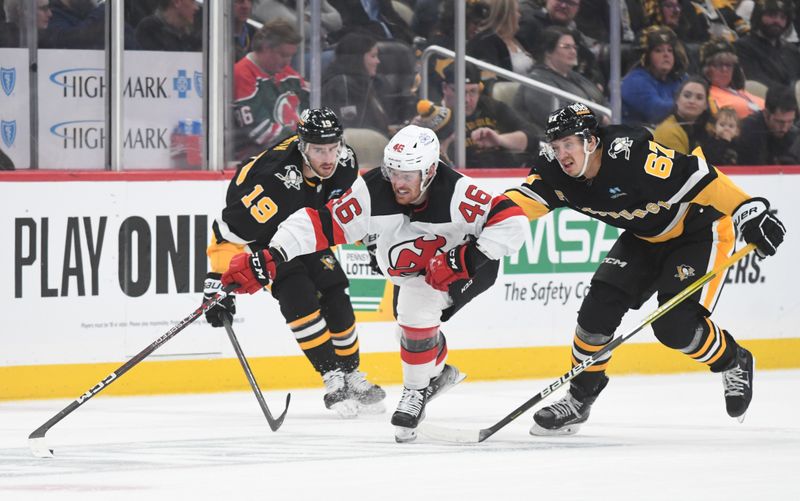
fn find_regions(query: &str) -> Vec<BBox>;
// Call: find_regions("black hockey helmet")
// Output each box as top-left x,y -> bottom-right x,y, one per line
545,103 -> 599,143
297,107 -> 343,144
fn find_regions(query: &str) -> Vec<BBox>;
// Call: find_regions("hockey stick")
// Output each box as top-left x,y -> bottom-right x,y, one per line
28,284 -> 238,458
221,315 -> 290,431
420,243 -> 757,444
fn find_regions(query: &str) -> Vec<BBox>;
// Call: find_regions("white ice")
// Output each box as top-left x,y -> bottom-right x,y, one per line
1,370 -> 799,500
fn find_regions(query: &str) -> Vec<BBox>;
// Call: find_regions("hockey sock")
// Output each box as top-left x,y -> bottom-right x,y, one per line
288,309 -> 338,374
681,318 -> 738,372
570,326 -> 612,395
330,323 -> 360,373
399,325 -> 441,390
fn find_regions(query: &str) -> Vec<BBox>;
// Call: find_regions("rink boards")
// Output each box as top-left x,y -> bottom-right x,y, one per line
2,169 -> 799,399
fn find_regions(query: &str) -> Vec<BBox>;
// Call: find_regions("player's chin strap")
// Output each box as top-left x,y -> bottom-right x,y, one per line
411,164 -> 438,205
558,134 -> 598,180
300,140 -> 343,180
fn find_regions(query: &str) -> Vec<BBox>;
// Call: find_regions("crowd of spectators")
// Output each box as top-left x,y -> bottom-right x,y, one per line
5,0 -> 800,167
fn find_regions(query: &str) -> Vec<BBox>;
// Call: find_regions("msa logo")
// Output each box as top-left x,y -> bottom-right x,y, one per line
674,264 -> 695,281
602,257 -> 627,268
1,67 -> 16,96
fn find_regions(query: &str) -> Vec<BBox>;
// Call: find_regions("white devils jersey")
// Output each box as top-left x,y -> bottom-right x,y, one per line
270,163 -> 528,285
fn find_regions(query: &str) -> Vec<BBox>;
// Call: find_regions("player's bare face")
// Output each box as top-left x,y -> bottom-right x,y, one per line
387,169 -> 423,205
305,143 -> 340,178
550,135 -> 586,177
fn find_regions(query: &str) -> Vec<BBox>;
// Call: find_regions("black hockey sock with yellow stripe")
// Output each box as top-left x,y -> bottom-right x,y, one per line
288,310 -> 338,375
681,318 -> 738,372
330,323 -> 360,373
570,325 -> 613,396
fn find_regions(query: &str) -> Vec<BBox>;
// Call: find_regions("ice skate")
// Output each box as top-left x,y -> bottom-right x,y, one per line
426,364 -> 466,402
345,370 -> 386,414
530,377 -> 607,436
723,346 -> 755,422
322,369 -> 358,418
392,387 -> 427,443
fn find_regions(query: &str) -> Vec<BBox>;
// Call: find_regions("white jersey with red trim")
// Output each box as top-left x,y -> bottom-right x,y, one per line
270,163 -> 528,285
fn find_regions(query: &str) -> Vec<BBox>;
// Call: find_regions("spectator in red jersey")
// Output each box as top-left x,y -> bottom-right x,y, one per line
233,19 -> 309,161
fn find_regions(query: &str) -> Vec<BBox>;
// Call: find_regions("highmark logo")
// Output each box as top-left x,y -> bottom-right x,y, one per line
1,67 -> 16,96
504,208 -> 622,274
173,69 -> 192,99
49,67 -> 105,98
1,120 -> 16,147
50,119 -> 105,149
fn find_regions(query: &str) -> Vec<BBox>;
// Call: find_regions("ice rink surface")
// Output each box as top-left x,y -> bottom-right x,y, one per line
1,370 -> 798,501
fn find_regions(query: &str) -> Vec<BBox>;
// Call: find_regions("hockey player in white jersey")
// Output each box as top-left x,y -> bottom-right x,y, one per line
221,125 -> 528,442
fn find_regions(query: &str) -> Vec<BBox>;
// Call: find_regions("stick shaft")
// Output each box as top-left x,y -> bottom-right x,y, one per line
28,285 -> 237,441
222,316 -> 290,431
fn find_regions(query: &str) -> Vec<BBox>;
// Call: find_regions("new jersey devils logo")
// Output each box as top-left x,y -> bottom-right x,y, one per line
274,92 -> 301,128
386,236 -> 447,277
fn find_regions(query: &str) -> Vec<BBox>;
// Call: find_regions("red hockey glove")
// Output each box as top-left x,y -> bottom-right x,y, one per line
425,244 -> 470,292
222,248 -> 280,294
732,197 -> 786,258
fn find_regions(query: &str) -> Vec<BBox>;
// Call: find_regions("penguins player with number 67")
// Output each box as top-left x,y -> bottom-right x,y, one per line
222,124 -> 529,442
504,103 -> 787,436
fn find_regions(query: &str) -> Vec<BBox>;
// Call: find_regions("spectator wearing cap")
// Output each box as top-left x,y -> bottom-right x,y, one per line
621,25 -> 688,126
514,26 -> 608,131
736,85 -> 800,164
700,38 -> 764,119
440,62 -> 538,168
734,0 -> 800,89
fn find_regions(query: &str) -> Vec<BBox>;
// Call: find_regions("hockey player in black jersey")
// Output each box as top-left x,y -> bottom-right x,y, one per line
219,124 -> 528,442
505,103 -> 786,435
203,107 -> 385,417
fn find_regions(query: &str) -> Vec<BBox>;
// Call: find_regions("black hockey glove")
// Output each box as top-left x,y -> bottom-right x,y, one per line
203,272 -> 236,327
732,197 -> 786,258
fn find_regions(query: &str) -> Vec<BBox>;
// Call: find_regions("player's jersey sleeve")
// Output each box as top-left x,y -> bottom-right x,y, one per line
270,176 -> 373,260
503,168 -> 562,221
685,147 -> 750,215
642,143 -> 750,215
451,177 -> 528,260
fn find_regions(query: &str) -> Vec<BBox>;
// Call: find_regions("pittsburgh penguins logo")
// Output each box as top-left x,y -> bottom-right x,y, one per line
675,264 -> 695,281
320,254 -> 337,271
386,236 -> 447,277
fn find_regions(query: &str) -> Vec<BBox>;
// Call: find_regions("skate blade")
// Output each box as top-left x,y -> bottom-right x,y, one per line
394,426 -> 418,443
356,401 -> 386,415
529,422 -> 582,437
328,400 -> 359,419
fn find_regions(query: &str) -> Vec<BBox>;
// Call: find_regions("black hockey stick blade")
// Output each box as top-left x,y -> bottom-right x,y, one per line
421,244 -> 757,444
222,316 -> 290,431
27,284 -> 239,458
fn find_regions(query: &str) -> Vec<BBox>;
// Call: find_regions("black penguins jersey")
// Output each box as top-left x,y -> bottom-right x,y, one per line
208,135 -> 358,272
506,125 -> 752,242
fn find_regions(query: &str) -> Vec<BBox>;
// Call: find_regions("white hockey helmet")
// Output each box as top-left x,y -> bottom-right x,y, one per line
381,124 -> 440,194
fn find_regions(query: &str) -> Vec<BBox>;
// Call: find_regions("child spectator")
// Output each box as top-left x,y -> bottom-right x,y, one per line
703,106 -> 740,165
